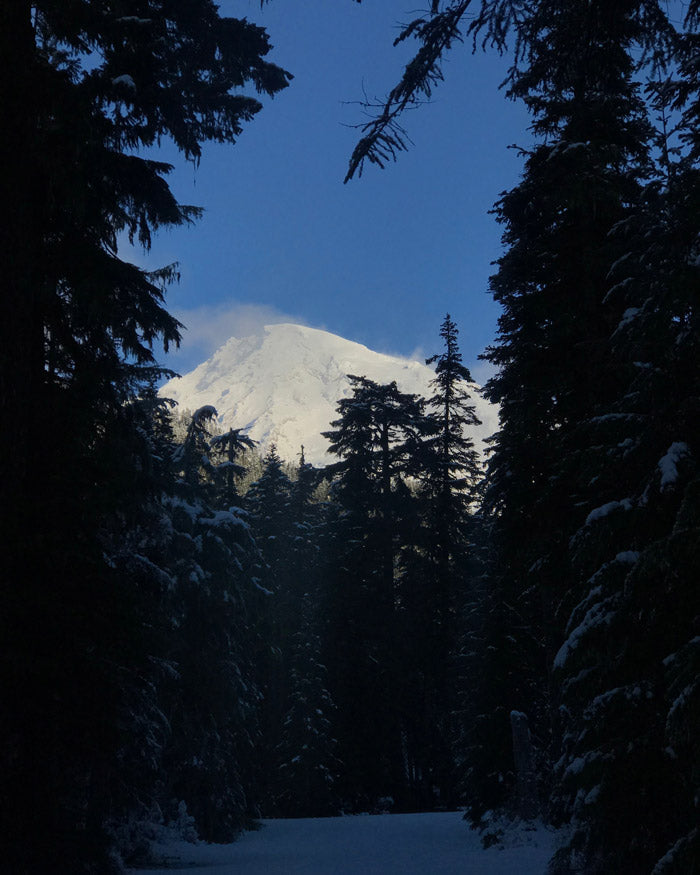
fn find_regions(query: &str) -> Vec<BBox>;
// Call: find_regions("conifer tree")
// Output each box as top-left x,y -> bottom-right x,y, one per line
462,1 -> 660,828
549,10 -> 700,868
347,0 -> 696,866
158,406 -> 261,843
0,4 -> 290,867
210,428 -> 257,506
275,449 -> 340,816
322,377 -> 435,807
396,315 -> 482,806
245,446 -> 295,809
423,314 -> 482,637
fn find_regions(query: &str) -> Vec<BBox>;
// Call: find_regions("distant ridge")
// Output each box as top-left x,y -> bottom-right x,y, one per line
160,323 -> 498,465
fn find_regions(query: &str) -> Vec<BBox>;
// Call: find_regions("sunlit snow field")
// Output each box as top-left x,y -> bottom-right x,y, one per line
131,812 -> 556,874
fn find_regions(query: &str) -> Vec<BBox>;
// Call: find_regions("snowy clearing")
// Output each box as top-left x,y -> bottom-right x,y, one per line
130,812 -> 556,874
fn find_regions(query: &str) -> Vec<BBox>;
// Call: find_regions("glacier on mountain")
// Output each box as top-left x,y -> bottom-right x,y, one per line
160,323 -> 498,465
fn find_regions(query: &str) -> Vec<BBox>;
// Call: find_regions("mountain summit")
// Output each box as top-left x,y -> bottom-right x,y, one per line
161,323 -> 498,465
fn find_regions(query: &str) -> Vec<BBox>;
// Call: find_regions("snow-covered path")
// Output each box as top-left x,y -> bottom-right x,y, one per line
132,812 -> 555,874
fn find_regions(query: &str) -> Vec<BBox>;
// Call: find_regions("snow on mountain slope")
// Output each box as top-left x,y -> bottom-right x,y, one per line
160,323 -> 498,465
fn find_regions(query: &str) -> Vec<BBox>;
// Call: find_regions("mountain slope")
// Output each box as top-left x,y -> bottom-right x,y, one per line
160,323 -> 498,465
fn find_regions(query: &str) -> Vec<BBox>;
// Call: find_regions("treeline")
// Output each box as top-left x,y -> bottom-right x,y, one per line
16,311 -> 482,868
153,319 -> 483,831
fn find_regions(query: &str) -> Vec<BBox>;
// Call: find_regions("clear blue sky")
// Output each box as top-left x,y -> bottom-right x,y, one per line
130,1 -> 530,382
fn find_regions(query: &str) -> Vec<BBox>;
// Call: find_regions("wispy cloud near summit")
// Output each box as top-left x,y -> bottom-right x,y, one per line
162,302 -> 311,373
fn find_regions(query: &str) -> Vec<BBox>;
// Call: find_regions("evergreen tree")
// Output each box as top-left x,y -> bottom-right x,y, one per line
245,445 -> 295,810
464,1 -> 661,829
422,314 -> 482,662
156,405 -> 261,843
210,427 -> 257,506
347,1 -> 697,867
246,445 -> 340,816
275,448 -> 340,816
549,11 -> 700,868
276,630 -> 339,817
396,314 -> 482,807
322,377 -> 435,808
0,4 -> 290,866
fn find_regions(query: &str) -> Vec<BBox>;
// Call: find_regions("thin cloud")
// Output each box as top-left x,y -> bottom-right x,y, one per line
408,345 -> 428,365
161,302 -> 308,374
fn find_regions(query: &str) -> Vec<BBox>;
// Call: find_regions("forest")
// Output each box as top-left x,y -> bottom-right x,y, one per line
0,2 -> 698,873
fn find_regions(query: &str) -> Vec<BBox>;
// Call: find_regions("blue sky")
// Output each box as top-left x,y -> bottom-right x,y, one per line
130,1 -> 529,383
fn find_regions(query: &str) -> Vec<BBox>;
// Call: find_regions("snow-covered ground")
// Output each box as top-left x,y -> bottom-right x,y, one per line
130,812 -> 556,874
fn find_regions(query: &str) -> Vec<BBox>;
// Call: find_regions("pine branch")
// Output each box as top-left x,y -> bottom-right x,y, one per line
345,1 -> 472,182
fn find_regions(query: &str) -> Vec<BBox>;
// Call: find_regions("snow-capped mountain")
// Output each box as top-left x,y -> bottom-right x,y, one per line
160,323 -> 498,465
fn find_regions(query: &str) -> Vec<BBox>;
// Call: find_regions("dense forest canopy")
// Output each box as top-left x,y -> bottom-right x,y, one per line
1,2 -> 698,873
351,3 -> 699,872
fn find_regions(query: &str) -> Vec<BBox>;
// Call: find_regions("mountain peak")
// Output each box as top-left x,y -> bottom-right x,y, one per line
161,323 -> 497,465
